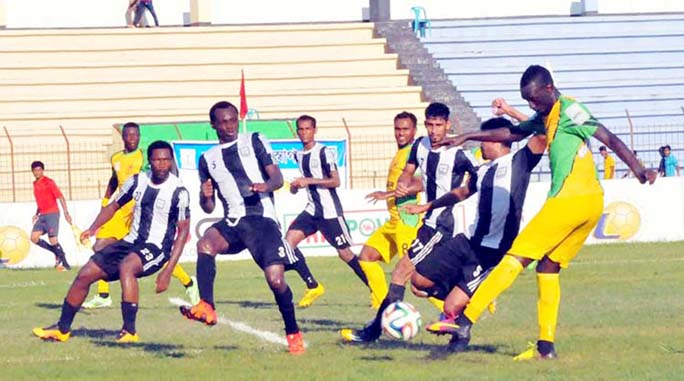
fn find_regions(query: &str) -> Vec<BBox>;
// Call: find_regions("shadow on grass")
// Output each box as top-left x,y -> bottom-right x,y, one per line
425,343 -> 500,361
91,340 -> 189,358
213,345 -> 240,352
299,318 -> 357,332
217,300 -> 276,309
35,302 -> 62,310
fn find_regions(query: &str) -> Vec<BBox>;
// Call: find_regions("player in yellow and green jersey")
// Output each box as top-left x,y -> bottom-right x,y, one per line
358,112 -> 423,309
442,65 -> 657,358
82,122 -> 200,309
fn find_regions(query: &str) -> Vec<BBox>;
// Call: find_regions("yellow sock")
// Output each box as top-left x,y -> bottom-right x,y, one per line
97,280 -> 110,295
537,273 -> 560,342
427,297 -> 444,313
359,260 -> 388,302
172,264 -> 192,287
464,255 -> 523,323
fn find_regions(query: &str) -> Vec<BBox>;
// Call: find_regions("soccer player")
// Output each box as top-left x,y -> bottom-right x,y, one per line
599,145 -> 615,179
32,141 -> 191,343
30,160 -> 72,270
179,101 -> 305,355
83,122 -> 199,309
284,114 -> 369,307
340,102 -> 478,343
444,65 -> 657,360
358,111 -> 423,309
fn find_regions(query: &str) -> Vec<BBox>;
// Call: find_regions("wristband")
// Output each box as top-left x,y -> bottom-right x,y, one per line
101,197 -> 110,207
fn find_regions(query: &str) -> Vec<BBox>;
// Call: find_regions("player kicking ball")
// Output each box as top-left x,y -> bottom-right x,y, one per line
33,141 -> 191,343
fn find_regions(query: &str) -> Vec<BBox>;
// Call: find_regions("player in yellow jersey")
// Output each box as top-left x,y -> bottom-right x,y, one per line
443,65 -> 657,358
83,122 -> 200,309
358,112 -> 423,309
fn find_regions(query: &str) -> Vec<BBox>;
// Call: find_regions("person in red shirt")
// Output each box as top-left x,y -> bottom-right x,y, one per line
31,161 -> 73,270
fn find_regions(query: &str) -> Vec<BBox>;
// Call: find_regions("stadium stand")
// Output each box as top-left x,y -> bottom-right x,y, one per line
0,23 -> 429,201
421,13 -> 684,178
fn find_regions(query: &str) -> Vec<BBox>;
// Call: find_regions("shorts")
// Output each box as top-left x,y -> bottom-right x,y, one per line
364,219 -> 419,263
413,233 -> 492,299
91,240 -> 167,281
32,212 -> 60,237
288,211 -> 352,250
96,201 -> 134,240
212,216 -> 295,269
407,225 -> 446,266
508,193 -> 603,268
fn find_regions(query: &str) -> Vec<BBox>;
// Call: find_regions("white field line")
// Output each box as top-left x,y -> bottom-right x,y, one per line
0,280 -> 48,289
572,257 -> 684,266
168,297 -> 299,348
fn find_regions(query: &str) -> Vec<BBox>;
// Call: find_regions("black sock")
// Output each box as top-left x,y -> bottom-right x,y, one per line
537,340 -> 555,355
99,293 -> 110,298
184,279 -> 194,289
346,256 -> 369,287
51,243 -> 70,268
121,302 -> 138,334
368,283 -> 406,338
36,240 -> 56,258
290,248 -> 318,289
455,313 -> 473,327
57,299 -> 79,333
272,286 -> 299,335
197,253 -> 216,307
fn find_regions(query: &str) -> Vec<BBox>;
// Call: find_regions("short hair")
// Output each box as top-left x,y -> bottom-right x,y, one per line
296,114 -> 317,128
481,118 -> 513,148
599,145 -> 607,152
665,145 -> 672,150
31,161 -> 44,170
147,140 -> 174,160
520,65 -> 554,89
209,101 -> 238,124
425,102 -> 450,120
394,111 -> 417,127
122,122 -> 140,132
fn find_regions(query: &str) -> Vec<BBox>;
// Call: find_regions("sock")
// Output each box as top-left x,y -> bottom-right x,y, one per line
464,255 -> 524,323
97,280 -> 110,298
368,283 -> 406,338
537,340 -> 555,356
172,264 -> 192,287
272,286 -> 299,335
197,253 -> 216,307
121,301 -> 138,334
184,278 -> 194,288
346,256 -> 369,287
359,260 -> 388,302
57,299 -> 79,333
291,248 -> 319,289
51,243 -> 70,267
36,239 -> 55,256
537,273 -> 560,343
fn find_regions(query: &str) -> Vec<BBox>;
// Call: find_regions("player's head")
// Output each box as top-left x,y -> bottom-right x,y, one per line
296,114 -> 317,146
121,122 -> 141,152
209,101 -> 240,143
520,65 -> 557,116
31,161 -> 45,179
393,111 -> 417,148
664,145 -> 672,156
599,145 -> 608,158
480,117 -> 512,160
424,102 -> 451,145
147,140 -> 174,183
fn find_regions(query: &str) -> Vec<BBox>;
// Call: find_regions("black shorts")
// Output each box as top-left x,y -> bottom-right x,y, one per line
91,240 -> 167,281
407,225 -> 446,266
32,212 -> 60,237
212,216 -> 295,269
412,233 -> 490,299
288,211 -> 352,249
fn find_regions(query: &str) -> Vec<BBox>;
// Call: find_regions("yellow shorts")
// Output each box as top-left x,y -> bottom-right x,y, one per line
508,193 -> 603,268
96,202 -> 134,240
364,219 -> 419,263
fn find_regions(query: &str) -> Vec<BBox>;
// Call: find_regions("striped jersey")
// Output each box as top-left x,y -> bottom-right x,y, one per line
198,133 -> 278,221
115,172 -> 190,254
295,142 -> 343,219
407,136 -> 478,234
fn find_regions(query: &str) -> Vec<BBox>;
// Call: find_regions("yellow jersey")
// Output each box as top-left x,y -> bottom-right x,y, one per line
111,149 -> 144,190
603,155 -> 615,179
386,144 -> 419,223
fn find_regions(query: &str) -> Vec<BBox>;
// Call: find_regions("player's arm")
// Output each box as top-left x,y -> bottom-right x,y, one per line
527,133 -> 547,155
592,124 -> 656,184
81,176 -> 136,241
198,155 -> 216,213
156,189 -> 191,293
396,140 -> 422,197
52,181 -> 72,224
402,184 -> 472,215
492,98 -> 530,122
250,133 -> 284,193
441,127 -> 531,149
291,170 -> 340,189
101,168 -> 118,207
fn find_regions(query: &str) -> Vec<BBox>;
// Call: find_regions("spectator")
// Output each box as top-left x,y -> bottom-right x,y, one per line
134,0 -> 159,27
599,145 -> 615,179
663,145 -> 679,177
126,0 -> 147,28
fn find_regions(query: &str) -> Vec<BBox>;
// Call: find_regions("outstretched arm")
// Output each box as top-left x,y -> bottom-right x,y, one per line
492,98 -> 530,122
156,219 -> 190,293
593,125 -> 657,184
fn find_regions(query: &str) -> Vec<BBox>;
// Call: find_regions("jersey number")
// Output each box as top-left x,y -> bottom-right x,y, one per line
277,246 -> 286,258
140,248 -> 154,261
335,235 -> 348,246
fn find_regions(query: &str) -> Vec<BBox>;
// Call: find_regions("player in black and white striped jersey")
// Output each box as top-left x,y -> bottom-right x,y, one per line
340,102 -> 479,343
179,101 -> 305,354
284,115 -> 370,308
33,141 -> 192,343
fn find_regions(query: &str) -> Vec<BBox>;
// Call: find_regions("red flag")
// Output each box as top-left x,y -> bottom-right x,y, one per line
239,70 -> 248,120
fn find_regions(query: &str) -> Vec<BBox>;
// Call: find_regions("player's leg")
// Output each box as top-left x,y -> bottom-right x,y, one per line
359,222 -> 393,308
30,216 -> 62,268
170,263 -> 200,305
285,226 -> 323,297
83,237 -> 118,308
45,213 -> 69,269
117,251 -> 145,342
323,216 -> 368,287
264,263 -> 304,354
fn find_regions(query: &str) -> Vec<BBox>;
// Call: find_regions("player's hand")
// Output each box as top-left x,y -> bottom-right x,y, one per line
435,135 -> 467,148
201,179 -> 214,197
155,270 -> 172,293
401,203 -> 430,215
365,191 -> 389,204
64,212 -> 73,225
394,183 -> 411,198
80,229 -> 93,242
290,177 -> 307,190
410,284 -> 429,298
491,98 -> 510,116
32,214 -> 38,224
250,183 -> 269,193
637,168 -> 658,184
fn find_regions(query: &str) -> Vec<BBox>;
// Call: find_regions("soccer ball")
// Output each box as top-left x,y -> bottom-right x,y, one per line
381,301 -> 422,341
0,226 -> 31,265
602,202 -> 641,240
